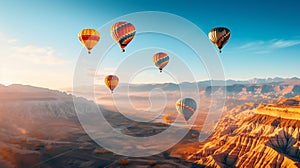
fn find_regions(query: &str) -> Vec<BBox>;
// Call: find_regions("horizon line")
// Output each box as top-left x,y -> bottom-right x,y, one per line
1,76 -> 300,91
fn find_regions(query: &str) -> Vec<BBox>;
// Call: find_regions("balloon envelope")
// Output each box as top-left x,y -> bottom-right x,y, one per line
110,21 -> 136,52
152,52 -> 169,72
208,27 -> 230,53
163,114 -> 174,124
78,29 -> 100,54
104,75 -> 119,93
176,98 -> 197,121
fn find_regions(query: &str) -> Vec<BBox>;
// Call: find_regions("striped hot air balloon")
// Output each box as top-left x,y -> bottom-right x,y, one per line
152,52 -> 169,73
208,27 -> 231,53
104,75 -> 119,93
78,29 -> 100,54
176,98 -> 197,121
110,22 -> 136,52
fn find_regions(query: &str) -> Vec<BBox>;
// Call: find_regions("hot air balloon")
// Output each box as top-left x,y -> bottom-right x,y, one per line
110,21 -> 136,52
176,98 -> 197,121
104,75 -> 119,93
78,29 -> 100,54
208,27 -> 231,53
163,114 -> 174,124
152,52 -> 169,73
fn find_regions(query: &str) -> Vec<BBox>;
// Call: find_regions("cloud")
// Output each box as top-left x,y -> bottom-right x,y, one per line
7,38 -> 17,43
0,33 -> 18,43
40,55 -> 66,64
11,45 -> 66,65
239,41 -> 264,49
94,67 -> 117,80
0,33 -> 66,65
238,39 -> 300,54
0,33 -> 72,89
271,40 -> 300,48
253,50 -> 270,54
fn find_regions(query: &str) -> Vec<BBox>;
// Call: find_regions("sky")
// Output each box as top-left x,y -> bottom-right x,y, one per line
0,0 -> 300,90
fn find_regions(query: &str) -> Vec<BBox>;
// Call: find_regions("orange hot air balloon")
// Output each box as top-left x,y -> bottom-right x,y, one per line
163,114 -> 174,124
110,21 -> 136,52
104,75 -> 119,93
78,28 -> 100,54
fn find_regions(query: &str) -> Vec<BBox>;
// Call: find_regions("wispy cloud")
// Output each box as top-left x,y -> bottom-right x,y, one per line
238,39 -> 300,54
0,33 -> 18,44
0,33 -> 72,88
0,32 -> 66,65
7,38 -> 17,43
11,45 -> 66,65
271,40 -> 300,48
239,41 -> 264,49
94,68 -> 117,79
254,50 -> 270,54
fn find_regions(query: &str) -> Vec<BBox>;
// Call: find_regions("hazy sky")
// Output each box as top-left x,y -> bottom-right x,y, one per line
0,0 -> 299,89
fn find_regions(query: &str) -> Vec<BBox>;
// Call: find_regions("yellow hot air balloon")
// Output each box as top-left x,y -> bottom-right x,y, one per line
78,28 -> 100,54
104,75 -> 119,93
208,27 -> 231,53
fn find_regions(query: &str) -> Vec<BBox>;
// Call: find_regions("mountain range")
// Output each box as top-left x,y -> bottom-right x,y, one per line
101,77 -> 300,95
0,77 -> 300,167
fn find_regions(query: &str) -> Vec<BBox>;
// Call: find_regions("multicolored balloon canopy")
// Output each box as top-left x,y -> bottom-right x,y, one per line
110,21 -> 136,52
176,98 -> 197,121
152,52 -> 169,73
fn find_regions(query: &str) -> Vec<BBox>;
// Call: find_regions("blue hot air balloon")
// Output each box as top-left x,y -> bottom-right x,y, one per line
176,98 -> 197,121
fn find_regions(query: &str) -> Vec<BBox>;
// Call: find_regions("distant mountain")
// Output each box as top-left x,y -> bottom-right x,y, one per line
205,83 -> 300,98
0,84 -> 96,120
248,77 -> 285,84
113,77 -> 300,92
116,78 -> 300,100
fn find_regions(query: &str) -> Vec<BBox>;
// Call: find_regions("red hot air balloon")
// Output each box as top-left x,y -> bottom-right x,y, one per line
110,22 -> 136,52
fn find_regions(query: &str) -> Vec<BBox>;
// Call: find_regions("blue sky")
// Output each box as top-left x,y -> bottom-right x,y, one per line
0,0 -> 300,89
